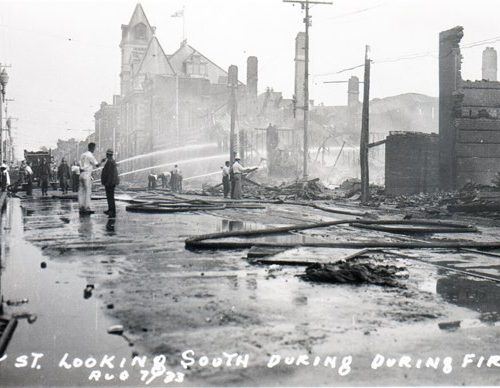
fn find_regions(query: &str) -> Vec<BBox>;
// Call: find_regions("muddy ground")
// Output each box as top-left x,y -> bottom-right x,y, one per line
1,190 -> 500,386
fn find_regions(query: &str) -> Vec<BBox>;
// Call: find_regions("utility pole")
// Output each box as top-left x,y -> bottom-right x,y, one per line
228,65 -> 238,164
175,74 -> 180,147
284,0 -> 332,180
360,45 -> 371,203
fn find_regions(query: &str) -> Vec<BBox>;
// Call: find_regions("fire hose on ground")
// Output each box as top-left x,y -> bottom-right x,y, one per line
182,218 -> 500,251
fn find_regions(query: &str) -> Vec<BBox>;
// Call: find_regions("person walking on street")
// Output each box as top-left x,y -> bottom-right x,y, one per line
57,158 -> 71,194
71,161 -> 80,192
222,161 -> 230,198
78,142 -> 104,215
24,159 -> 34,195
101,149 -> 119,218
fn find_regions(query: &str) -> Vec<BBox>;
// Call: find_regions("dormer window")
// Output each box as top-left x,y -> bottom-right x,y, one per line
185,54 -> 207,76
134,23 -> 147,40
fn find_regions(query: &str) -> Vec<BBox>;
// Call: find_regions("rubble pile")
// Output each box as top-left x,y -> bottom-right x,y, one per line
202,177 -> 339,201
301,257 -> 408,287
195,175 -> 500,216
338,178 -> 362,198
378,183 -> 500,214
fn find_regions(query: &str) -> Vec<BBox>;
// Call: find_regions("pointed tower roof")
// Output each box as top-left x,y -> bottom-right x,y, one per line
128,3 -> 153,29
120,3 -> 156,47
135,36 -> 176,77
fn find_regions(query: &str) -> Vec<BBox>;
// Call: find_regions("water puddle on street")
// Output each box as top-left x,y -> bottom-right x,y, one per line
0,198 -> 136,386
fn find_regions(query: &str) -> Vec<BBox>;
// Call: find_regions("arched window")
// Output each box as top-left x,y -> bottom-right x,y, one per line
134,23 -> 147,40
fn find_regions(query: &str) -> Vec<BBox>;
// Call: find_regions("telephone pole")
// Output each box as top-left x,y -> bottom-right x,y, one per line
360,45 -> 371,203
228,65 -> 238,164
284,0 -> 332,180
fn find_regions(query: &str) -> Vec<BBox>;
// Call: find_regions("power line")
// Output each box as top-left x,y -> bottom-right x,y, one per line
318,0 -> 391,21
314,32 -> 500,78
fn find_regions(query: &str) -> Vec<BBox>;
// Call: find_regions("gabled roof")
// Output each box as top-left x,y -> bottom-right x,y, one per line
128,3 -> 153,30
135,36 -> 176,77
169,43 -> 244,85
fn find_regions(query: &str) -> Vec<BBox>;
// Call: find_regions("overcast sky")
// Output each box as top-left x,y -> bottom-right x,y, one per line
1,0 -> 500,156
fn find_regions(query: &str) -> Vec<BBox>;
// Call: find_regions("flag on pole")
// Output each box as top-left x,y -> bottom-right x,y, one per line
171,9 -> 184,17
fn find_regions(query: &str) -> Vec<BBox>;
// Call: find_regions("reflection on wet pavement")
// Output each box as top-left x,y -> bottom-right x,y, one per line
4,194 -> 500,385
437,273 -> 500,323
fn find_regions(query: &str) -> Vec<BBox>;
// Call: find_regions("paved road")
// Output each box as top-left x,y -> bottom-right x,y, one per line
1,191 -> 500,386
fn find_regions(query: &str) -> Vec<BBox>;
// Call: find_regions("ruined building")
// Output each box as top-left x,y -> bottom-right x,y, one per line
386,26 -> 500,195
439,26 -> 500,189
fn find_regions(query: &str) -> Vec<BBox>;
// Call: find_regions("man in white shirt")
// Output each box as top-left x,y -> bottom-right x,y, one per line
231,157 -> 247,200
78,142 -> 105,214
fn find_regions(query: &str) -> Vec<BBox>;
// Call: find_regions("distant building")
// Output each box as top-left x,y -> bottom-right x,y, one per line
94,96 -> 120,156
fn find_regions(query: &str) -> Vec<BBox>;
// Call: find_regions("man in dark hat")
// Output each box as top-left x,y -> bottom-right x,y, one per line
101,149 -> 119,217
57,158 -> 71,194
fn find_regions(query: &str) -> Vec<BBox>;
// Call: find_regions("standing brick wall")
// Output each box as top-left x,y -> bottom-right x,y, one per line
455,117 -> 500,186
385,132 -> 440,195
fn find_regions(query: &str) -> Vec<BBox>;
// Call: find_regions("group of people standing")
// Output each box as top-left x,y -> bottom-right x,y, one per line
222,157 -> 254,200
148,165 -> 183,192
78,142 -> 119,217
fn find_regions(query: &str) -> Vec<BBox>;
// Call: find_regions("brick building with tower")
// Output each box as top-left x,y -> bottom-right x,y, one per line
95,3 -> 259,174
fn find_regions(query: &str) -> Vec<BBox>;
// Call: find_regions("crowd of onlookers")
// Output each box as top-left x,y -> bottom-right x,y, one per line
0,157 -> 82,195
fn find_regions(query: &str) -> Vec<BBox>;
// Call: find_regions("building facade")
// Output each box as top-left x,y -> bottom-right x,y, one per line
439,26 -> 500,188
94,96 -> 120,156
94,3 -> 264,178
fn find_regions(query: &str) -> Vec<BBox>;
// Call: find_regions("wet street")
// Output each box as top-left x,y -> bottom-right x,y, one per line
1,192 -> 500,386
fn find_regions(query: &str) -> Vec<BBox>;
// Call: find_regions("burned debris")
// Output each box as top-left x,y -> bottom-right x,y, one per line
4,1 -> 500,386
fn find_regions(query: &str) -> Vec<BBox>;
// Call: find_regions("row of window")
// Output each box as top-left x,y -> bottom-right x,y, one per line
461,107 -> 500,118
185,55 -> 208,76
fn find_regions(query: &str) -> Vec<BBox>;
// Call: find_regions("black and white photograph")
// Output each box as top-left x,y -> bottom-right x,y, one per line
0,0 -> 499,386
